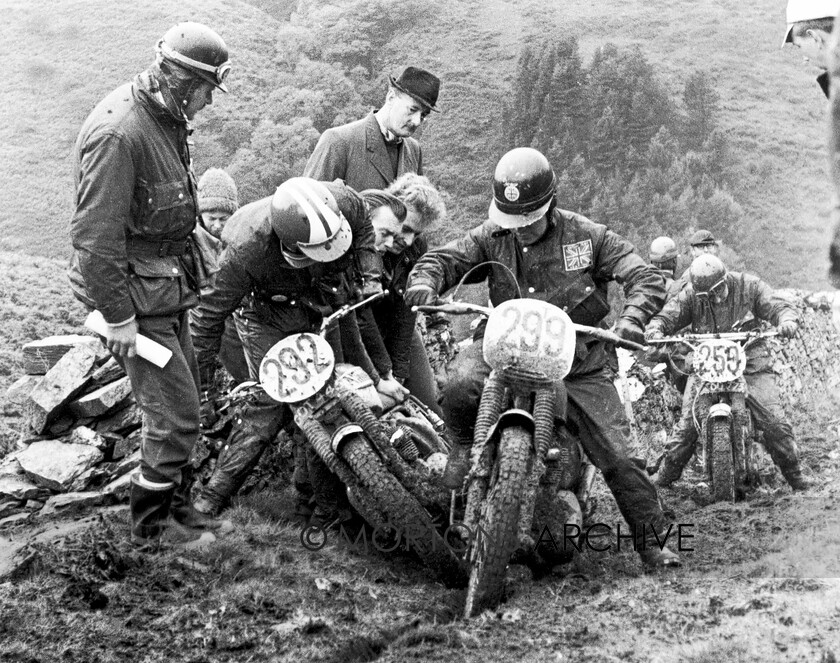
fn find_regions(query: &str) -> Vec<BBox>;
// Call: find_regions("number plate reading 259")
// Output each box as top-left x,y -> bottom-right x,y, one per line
692,339 -> 746,383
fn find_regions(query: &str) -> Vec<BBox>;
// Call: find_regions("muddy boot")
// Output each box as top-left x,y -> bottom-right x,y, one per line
780,465 -> 811,492
172,467 -> 233,532
307,449 -> 353,528
639,545 -> 682,569
130,475 -> 215,551
193,431 -> 268,516
652,456 -> 683,489
441,437 -> 472,490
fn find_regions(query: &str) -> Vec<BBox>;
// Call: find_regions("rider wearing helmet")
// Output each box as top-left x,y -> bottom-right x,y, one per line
189,178 -> 399,519
645,255 -> 809,491
649,236 -> 682,299
68,22 -> 232,549
405,147 -> 681,569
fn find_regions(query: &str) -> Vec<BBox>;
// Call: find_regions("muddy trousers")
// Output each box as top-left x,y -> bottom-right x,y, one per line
198,314 -> 345,514
116,311 -> 200,487
442,340 -> 669,544
658,372 -> 802,485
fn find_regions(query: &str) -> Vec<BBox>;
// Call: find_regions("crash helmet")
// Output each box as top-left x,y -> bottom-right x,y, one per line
488,147 -> 557,229
689,254 -> 728,295
270,178 -> 352,268
649,236 -> 678,264
157,22 -> 231,92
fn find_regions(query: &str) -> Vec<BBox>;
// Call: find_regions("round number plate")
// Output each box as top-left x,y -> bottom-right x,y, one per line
692,339 -> 746,383
259,333 -> 335,403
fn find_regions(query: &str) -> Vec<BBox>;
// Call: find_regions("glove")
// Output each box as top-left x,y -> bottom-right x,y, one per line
360,279 -> 384,298
404,285 -> 437,308
644,327 -> 664,342
614,317 -> 645,345
777,319 -> 799,339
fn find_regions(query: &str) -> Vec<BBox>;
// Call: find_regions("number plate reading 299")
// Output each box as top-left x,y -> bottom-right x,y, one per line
483,299 -> 576,383
692,339 -> 746,383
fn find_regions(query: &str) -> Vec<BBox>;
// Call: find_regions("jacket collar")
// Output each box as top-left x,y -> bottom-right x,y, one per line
364,111 -> 399,183
135,69 -> 190,127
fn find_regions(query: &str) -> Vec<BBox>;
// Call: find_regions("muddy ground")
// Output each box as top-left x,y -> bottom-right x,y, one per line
1,413 -> 840,662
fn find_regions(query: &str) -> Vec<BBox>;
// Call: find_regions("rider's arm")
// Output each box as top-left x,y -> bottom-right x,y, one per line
406,224 -> 490,295
647,288 -> 694,336
338,310 -> 382,385
595,229 -> 665,325
747,275 -> 799,327
190,244 -> 254,388
356,304 -> 394,378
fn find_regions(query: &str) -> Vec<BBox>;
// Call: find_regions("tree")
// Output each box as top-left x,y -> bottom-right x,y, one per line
682,71 -> 720,150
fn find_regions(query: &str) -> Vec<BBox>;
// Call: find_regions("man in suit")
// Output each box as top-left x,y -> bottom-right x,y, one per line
303,66 -> 441,191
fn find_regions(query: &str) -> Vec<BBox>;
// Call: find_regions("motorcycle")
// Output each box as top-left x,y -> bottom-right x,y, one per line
646,329 -> 778,502
416,297 -> 645,617
257,292 -> 467,587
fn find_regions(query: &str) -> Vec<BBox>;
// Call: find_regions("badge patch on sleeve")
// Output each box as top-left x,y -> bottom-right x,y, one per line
563,239 -> 593,271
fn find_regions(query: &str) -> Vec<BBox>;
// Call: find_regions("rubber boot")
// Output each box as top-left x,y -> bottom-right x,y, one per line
637,525 -> 682,569
780,465 -> 811,491
172,467 -> 233,532
193,431 -> 268,516
306,448 -> 354,529
652,456 -> 683,489
130,475 -> 216,550
441,437 -> 473,490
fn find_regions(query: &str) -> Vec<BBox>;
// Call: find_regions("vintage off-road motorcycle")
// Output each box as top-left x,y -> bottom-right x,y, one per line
258,292 -> 467,587
646,329 -> 778,502
417,297 -> 644,617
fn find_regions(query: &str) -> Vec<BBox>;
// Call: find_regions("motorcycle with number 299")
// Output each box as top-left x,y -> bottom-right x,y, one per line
647,329 -> 778,502
258,291 -> 467,587
416,296 -> 646,617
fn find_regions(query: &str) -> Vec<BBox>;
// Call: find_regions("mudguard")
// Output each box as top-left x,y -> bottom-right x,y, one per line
708,402 -> 732,420
486,408 -> 535,447
331,423 -> 365,455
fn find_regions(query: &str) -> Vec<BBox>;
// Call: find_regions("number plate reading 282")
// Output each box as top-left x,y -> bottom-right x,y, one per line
692,339 -> 746,383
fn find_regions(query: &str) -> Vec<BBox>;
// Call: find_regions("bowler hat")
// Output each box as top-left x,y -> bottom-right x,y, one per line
389,67 -> 441,112
689,229 -> 718,246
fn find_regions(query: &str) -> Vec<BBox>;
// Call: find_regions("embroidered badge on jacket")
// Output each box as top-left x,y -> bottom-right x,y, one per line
563,239 -> 593,271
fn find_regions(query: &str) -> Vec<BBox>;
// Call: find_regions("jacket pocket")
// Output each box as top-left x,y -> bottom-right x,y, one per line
127,256 -> 196,317
137,179 -> 195,237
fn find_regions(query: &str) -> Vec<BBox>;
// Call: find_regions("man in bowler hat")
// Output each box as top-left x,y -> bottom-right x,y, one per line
303,66 -> 441,191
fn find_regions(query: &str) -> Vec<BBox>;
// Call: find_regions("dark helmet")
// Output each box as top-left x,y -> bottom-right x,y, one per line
270,178 -> 352,267
157,22 -> 231,92
689,254 -> 727,293
488,147 -> 557,229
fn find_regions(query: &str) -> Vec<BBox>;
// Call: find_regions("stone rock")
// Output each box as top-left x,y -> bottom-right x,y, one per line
5,375 -> 41,407
22,335 -> 106,375
112,430 -> 141,461
25,500 -> 44,511
69,465 -> 112,493
68,376 -> 132,418
111,450 -> 141,479
95,402 -> 142,435
26,344 -> 98,434
0,500 -> 23,518
68,426 -> 110,451
100,472 -> 133,499
39,491 -> 109,517
0,474 -> 44,501
16,440 -> 104,492
46,414 -> 76,437
88,357 -> 125,387
0,512 -> 31,529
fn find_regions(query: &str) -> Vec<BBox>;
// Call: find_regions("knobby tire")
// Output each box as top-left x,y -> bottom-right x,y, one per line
463,425 -> 532,618
341,434 -> 467,587
710,417 -> 736,502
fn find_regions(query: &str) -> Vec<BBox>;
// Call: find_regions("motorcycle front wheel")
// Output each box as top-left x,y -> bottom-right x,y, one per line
463,424 -> 533,618
710,417 -> 736,502
341,433 -> 467,588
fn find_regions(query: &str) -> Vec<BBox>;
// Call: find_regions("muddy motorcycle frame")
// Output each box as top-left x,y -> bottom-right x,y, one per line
257,291 -> 466,586
647,330 -> 777,502
416,298 -> 645,617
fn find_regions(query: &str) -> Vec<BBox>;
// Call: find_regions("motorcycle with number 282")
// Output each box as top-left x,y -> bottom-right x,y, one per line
647,329 -> 778,502
416,296 -> 646,617
258,291 -> 467,587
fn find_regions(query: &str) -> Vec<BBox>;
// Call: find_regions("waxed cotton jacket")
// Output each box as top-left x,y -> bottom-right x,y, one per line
68,71 -> 201,324
407,208 -> 666,375
358,236 -> 428,381
647,270 -> 798,372
189,181 -> 381,384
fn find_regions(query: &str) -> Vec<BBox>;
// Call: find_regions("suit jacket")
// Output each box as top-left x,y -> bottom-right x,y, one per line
303,111 -> 422,190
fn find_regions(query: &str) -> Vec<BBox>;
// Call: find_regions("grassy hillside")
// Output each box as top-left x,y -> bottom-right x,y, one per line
0,0 -> 831,288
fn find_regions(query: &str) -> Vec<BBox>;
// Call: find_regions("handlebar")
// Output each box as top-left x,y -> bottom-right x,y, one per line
319,289 -> 389,334
646,330 -> 779,346
414,301 -> 647,352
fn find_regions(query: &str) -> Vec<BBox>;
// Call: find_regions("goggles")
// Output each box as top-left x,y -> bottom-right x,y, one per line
696,278 -> 727,300
157,40 -> 231,90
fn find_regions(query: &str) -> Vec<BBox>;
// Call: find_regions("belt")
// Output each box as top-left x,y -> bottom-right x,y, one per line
127,236 -> 190,257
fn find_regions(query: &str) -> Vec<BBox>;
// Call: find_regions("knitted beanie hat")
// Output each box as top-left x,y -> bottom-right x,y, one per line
197,168 -> 239,215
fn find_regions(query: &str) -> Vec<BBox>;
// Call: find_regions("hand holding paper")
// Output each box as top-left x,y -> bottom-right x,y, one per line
84,310 -> 172,368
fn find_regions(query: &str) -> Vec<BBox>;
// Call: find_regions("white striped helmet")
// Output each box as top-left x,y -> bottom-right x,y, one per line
270,178 -> 353,266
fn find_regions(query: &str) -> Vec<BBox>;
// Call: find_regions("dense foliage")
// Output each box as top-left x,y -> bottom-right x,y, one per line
502,39 -> 741,255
